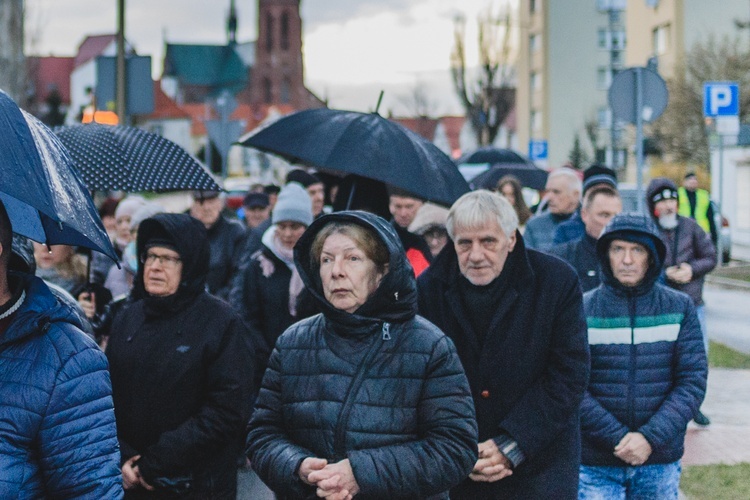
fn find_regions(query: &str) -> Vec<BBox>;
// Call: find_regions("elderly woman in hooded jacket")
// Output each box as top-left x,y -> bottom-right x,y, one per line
246,211 -> 478,500
106,213 -> 254,499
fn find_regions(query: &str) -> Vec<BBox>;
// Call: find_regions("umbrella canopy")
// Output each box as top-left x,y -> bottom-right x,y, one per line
469,163 -> 549,191
54,123 -> 220,192
457,147 -> 528,166
0,90 -> 117,261
239,108 -> 469,207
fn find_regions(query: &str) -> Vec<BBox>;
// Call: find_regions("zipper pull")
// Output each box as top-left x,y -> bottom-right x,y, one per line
382,322 -> 391,341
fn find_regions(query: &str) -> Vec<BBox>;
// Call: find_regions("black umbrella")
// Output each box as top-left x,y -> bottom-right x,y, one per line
54,123 -> 220,192
0,90 -> 117,261
238,108 -> 469,207
469,163 -> 549,191
457,147 -> 528,166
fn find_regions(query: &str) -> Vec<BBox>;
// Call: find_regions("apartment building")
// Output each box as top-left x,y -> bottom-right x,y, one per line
517,0 -> 626,169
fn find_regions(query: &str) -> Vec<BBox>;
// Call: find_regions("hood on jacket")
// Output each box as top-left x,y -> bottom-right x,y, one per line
646,177 -> 679,219
135,213 -> 209,303
596,212 -> 666,294
294,210 -> 417,327
1,272 -> 87,348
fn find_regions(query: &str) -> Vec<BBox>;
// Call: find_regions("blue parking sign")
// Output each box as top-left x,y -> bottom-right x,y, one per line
703,82 -> 739,117
529,140 -> 548,161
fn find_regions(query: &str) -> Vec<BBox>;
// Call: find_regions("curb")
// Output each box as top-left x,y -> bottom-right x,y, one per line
705,274 -> 750,292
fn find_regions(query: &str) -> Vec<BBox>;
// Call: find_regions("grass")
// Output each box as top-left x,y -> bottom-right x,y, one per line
681,463 -> 750,499
710,264 -> 750,282
709,340 -> 750,369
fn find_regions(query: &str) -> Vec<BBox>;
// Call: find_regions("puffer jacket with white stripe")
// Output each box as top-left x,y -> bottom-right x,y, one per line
581,213 -> 707,466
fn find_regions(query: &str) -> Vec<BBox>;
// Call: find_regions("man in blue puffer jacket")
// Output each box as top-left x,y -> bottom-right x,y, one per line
0,200 -> 122,498
579,212 -> 707,499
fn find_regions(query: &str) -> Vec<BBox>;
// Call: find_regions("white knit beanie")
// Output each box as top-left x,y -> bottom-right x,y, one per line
114,195 -> 147,220
272,183 -> 313,226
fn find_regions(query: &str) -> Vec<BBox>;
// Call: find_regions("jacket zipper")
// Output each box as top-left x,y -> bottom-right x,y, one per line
627,294 -> 637,429
332,322 -> 390,460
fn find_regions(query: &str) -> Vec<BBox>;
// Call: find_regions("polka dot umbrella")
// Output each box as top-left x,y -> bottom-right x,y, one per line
54,123 -> 220,193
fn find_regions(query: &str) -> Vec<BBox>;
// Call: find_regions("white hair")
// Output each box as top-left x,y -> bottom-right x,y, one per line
547,167 -> 582,196
446,190 -> 519,240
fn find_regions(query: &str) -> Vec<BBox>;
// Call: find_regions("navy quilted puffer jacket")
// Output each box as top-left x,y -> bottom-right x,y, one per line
247,211 -> 478,499
581,213 -> 707,466
0,273 -> 122,498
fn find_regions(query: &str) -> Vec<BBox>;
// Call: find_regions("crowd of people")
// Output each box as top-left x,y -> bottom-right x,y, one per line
0,162 -> 716,499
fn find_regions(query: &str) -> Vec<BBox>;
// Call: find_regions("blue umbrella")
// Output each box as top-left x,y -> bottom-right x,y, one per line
239,108 -> 469,207
0,90 -> 117,261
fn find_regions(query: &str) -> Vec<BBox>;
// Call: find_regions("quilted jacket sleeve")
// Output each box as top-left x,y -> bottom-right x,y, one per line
39,329 -> 123,499
246,345 -> 318,498
347,336 -> 478,498
580,390 -> 629,450
638,301 -> 707,450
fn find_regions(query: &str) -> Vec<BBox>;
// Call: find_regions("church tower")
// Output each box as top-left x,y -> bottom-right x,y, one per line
251,0 -> 308,108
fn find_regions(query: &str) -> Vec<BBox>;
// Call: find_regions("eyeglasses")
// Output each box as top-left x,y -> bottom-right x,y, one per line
141,252 -> 182,268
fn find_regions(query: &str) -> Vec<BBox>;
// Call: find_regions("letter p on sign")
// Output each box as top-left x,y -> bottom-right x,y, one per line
704,82 -> 739,117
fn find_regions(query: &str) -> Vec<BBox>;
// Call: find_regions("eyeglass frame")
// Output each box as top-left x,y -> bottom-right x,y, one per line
140,251 -> 182,268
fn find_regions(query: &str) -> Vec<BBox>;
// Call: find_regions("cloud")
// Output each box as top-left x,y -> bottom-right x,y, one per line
301,0 -> 423,28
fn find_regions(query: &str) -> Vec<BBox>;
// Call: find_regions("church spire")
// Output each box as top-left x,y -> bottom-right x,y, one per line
227,0 -> 238,44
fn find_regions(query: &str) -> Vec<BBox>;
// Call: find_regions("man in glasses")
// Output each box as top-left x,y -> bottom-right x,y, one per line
106,213 -> 254,497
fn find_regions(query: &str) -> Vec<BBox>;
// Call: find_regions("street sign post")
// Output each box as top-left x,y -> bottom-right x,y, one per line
609,66 -> 668,213
704,81 -> 740,265
528,140 -> 548,165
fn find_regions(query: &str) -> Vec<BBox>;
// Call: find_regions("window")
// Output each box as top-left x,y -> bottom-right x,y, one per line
529,33 -> 541,52
529,0 -> 538,13
266,13 -> 274,52
653,24 -> 670,55
597,67 -> 612,89
263,78 -> 273,103
531,110 -> 542,132
611,30 -> 626,50
597,0 -> 626,11
530,71 -> 541,91
280,78 -> 291,104
281,11 -> 290,51
597,107 -> 611,128
597,29 -> 608,49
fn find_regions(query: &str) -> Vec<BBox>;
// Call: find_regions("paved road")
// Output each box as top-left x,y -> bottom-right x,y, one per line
704,283 -> 750,355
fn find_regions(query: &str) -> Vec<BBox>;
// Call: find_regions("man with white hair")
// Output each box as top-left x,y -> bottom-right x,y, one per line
524,167 -> 582,251
417,190 -> 589,499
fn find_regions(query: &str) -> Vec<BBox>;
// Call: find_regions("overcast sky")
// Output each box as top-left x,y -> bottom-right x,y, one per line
27,0 -> 509,115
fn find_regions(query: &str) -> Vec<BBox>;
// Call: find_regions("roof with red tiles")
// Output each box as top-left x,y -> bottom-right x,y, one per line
391,117 -> 439,141
26,56 -> 75,103
74,34 -> 117,68
142,81 -> 191,120
180,102 -> 296,136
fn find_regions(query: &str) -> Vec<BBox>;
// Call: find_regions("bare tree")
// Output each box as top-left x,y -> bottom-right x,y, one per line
398,82 -> 438,119
653,35 -> 750,165
450,4 -> 515,147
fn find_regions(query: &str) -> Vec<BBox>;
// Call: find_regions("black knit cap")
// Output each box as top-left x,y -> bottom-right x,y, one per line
286,169 -> 322,188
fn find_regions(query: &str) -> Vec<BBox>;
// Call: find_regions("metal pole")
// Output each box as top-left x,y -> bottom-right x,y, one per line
635,68 -> 645,214
717,133 -> 725,265
116,0 -> 127,124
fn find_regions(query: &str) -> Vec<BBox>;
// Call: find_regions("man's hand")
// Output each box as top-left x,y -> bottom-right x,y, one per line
469,439 -> 513,482
298,457 -> 328,485
121,455 -> 141,490
614,432 -> 652,466
666,263 -> 692,284
77,291 -> 96,319
307,458 -> 360,499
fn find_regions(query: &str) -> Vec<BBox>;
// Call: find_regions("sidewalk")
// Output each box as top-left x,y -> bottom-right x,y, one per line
683,368 -> 750,466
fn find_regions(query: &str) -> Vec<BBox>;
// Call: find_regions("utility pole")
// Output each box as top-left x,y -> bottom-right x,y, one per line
116,0 -> 127,124
607,0 -> 626,170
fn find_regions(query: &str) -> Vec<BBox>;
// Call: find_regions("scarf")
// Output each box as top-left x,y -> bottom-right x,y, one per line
264,226 -> 305,316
